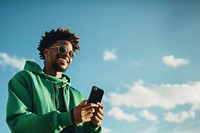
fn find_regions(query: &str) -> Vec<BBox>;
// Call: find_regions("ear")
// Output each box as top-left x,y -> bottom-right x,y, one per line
43,48 -> 50,59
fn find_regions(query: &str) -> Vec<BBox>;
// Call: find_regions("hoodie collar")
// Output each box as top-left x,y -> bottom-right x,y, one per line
24,60 -> 71,85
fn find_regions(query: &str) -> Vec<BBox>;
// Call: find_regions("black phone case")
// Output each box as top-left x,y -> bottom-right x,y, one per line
88,86 -> 104,103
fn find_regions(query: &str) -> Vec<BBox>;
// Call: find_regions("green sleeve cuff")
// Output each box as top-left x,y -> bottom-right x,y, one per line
89,122 -> 100,128
88,122 -> 102,132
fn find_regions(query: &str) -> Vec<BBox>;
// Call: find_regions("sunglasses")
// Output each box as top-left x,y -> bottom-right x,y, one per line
49,45 -> 76,58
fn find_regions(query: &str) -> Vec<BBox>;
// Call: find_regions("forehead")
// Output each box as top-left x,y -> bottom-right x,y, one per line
52,40 -> 72,48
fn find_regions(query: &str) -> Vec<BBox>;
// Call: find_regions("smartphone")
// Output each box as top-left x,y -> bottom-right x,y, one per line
88,86 -> 104,103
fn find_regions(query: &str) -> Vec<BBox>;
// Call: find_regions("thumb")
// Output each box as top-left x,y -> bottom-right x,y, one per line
79,100 -> 87,106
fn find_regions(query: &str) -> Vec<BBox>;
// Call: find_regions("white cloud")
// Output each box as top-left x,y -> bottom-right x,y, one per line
102,127 -> 112,133
0,52 -> 26,70
103,49 -> 117,61
138,127 -> 158,133
164,111 -> 195,123
107,107 -> 138,122
162,55 -> 189,68
139,109 -> 159,122
106,80 -> 200,124
166,122 -> 200,133
106,80 -> 200,110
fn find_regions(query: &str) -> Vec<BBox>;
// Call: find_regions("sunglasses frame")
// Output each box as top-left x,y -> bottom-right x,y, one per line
49,45 -> 76,58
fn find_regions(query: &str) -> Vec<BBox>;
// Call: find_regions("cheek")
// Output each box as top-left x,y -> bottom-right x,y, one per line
49,55 -> 54,61
69,58 -> 73,64
50,52 -> 58,59
46,54 -> 57,63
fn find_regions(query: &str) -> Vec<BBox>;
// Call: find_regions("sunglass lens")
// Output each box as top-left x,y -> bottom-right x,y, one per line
58,45 -> 76,58
69,51 -> 75,58
59,45 -> 66,53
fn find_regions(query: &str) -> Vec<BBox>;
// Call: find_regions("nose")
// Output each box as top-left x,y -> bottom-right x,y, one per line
63,50 -> 75,59
62,51 -> 69,58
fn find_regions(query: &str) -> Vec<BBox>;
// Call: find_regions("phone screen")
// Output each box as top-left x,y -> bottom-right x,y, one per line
88,86 -> 104,103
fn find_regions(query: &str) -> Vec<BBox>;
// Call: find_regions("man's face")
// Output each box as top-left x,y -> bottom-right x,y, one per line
45,40 -> 74,72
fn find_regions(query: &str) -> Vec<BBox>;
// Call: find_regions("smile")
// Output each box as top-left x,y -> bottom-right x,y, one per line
58,58 -> 69,64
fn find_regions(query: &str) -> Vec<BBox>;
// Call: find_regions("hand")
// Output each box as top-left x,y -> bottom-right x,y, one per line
90,102 -> 104,126
73,100 -> 98,125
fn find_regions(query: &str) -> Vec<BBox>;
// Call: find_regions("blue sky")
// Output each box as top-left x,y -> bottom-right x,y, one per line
1,0 -> 200,133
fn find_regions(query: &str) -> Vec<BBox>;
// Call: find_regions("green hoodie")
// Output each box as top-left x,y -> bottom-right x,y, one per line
6,60 -> 101,133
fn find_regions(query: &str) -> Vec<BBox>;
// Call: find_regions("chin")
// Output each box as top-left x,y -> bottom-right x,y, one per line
53,63 -> 69,72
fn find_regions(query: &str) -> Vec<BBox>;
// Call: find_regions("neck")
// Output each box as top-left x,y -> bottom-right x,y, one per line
43,66 -> 62,78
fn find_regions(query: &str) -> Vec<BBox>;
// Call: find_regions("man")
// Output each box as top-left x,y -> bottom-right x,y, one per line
6,28 -> 104,133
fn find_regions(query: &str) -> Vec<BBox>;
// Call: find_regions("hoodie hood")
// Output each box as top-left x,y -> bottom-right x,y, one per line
23,60 -> 71,85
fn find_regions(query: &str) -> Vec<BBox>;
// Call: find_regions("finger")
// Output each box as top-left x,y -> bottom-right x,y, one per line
98,107 -> 104,116
81,116 -> 92,123
92,115 -> 102,126
83,103 -> 98,110
97,102 -> 104,109
81,107 -> 95,114
82,111 -> 94,118
81,113 -> 93,120
93,106 -> 104,115
79,100 -> 87,106
88,103 -> 99,108
95,110 -> 104,120
92,108 -> 104,122
81,110 -> 94,122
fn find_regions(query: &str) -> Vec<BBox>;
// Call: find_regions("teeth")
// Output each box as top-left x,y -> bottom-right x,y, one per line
59,58 -> 66,63
62,58 -> 70,64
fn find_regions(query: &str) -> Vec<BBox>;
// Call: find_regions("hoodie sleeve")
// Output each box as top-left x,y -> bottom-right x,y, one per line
6,72 -> 74,133
78,122 -> 102,133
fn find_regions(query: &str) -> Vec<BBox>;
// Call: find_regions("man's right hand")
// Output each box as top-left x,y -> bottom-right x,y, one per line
73,100 -> 99,125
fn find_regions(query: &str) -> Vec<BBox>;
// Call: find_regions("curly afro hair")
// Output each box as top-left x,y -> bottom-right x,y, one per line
37,27 -> 80,60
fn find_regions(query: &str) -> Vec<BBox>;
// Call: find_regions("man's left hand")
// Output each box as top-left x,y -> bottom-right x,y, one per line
90,102 -> 104,126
